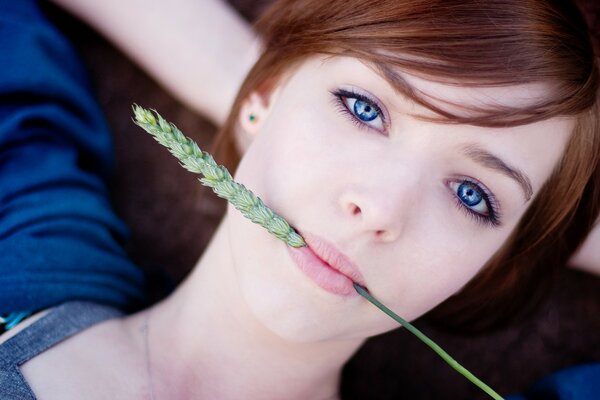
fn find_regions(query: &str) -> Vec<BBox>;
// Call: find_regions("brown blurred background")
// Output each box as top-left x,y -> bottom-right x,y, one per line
43,1 -> 600,399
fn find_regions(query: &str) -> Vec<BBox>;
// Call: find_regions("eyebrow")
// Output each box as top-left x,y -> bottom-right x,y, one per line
372,62 -> 417,98
461,144 -> 533,201
371,62 -> 453,119
371,62 -> 535,201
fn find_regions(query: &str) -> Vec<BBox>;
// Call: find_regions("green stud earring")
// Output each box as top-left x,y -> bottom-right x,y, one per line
249,114 -> 257,122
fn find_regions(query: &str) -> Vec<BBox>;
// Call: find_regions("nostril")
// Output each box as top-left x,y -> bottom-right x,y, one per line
351,204 -> 361,216
375,229 -> 395,241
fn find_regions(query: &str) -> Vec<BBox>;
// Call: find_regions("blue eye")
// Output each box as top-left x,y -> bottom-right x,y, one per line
448,179 -> 501,227
457,182 -> 483,207
353,99 -> 378,122
332,88 -> 386,131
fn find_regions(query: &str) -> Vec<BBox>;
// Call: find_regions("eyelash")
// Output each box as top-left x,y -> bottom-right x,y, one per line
450,178 -> 502,228
330,88 -> 387,133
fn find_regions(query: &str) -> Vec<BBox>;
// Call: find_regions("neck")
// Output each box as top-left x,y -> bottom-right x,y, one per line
127,214 -> 362,400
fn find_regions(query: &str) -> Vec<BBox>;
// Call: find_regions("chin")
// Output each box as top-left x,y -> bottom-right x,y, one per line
235,266 -> 349,343
225,202 -> 369,343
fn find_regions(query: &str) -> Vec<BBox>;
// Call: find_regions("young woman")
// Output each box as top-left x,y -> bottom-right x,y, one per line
47,0 -> 600,278
1,0 -> 599,399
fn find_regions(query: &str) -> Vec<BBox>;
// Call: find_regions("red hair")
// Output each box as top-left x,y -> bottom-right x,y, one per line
213,0 -> 600,332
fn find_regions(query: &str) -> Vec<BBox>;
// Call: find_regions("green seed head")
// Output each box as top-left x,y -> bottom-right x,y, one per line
133,106 -> 306,249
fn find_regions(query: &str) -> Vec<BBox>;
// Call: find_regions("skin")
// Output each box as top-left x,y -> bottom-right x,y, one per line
49,0 -> 260,126
570,224 -> 600,275
228,56 -> 573,339
16,55 -> 573,399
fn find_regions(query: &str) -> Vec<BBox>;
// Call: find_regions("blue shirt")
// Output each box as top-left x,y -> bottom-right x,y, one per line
506,363 -> 600,400
0,0 -> 144,314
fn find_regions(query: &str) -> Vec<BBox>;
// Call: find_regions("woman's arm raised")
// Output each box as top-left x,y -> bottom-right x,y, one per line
49,0 -> 260,125
569,218 -> 600,276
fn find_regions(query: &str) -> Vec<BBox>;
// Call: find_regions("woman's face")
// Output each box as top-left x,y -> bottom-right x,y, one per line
225,55 -> 572,343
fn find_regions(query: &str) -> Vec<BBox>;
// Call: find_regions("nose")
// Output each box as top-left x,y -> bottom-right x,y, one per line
339,181 -> 413,242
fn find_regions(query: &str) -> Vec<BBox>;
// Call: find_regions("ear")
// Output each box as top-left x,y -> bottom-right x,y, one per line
236,88 -> 281,153
238,91 -> 272,137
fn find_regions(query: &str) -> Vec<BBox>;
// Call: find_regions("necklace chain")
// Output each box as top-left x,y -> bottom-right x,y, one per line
139,311 -> 340,400
141,312 -> 156,400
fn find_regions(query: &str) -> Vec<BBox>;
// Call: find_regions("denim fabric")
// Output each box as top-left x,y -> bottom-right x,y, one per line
0,302 -> 122,399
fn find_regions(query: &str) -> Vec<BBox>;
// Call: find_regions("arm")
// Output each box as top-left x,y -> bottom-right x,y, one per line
0,0 -> 144,313
568,218 -> 600,276
49,0 -> 261,126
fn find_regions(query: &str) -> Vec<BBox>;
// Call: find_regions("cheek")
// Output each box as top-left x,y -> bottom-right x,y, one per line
378,222 -> 515,322
237,101 -> 343,217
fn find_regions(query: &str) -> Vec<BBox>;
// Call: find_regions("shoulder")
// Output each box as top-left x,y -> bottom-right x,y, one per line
0,302 -> 125,399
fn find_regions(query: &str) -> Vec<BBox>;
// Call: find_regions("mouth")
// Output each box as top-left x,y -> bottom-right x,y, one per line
286,231 -> 366,296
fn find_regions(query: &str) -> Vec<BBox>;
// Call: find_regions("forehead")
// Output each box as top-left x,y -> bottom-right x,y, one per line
275,55 -> 575,191
390,71 -> 553,119
283,55 -> 559,121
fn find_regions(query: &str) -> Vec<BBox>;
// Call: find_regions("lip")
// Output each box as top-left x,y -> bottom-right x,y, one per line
286,232 -> 366,296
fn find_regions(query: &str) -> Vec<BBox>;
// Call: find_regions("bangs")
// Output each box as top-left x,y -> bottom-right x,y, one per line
257,0 -> 598,127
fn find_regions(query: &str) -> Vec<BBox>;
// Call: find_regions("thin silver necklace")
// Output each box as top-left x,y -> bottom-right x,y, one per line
139,312 -> 340,400
141,311 -> 156,400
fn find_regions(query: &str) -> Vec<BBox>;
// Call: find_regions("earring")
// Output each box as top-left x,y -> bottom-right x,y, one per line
249,113 -> 257,122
